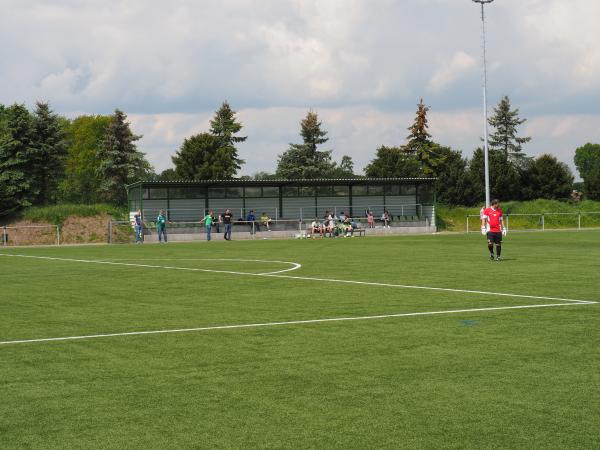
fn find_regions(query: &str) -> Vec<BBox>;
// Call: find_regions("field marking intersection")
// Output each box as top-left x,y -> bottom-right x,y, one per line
0,252 -> 596,346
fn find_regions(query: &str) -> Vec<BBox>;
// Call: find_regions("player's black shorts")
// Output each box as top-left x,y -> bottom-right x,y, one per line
487,231 -> 502,244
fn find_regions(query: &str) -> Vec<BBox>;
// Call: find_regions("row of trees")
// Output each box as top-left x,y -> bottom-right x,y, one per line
0,103 -> 151,214
364,97 -> 578,205
2,97 -> 599,215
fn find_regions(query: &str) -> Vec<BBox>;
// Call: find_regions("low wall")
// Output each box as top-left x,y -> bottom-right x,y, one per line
142,224 -> 437,242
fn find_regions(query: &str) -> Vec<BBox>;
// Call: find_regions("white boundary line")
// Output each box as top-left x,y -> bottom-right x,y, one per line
1,253 -> 595,304
90,258 -> 303,275
0,252 -> 596,346
0,302 -> 594,346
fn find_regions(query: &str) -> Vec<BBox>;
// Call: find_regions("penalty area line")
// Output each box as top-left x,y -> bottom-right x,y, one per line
0,302 -> 595,346
1,253 -> 596,305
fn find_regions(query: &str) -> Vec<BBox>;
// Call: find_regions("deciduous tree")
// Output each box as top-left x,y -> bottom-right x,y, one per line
364,146 -> 421,178
574,143 -> 600,200
522,154 -> 573,200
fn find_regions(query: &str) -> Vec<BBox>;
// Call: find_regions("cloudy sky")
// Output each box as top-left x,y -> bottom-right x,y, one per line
1,0 -> 598,177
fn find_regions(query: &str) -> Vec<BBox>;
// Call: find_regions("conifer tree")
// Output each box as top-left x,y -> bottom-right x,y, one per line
0,104 -> 34,214
208,101 -> 245,176
30,102 -> 67,205
276,111 -> 336,179
172,132 -> 236,180
404,99 -> 444,176
209,101 -> 247,145
488,95 -> 531,166
96,109 -> 152,205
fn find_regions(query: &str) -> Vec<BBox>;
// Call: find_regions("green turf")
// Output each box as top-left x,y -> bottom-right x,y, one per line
1,232 -> 599,449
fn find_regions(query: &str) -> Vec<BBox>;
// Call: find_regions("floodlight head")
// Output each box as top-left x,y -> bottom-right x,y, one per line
472,0 -> 494,3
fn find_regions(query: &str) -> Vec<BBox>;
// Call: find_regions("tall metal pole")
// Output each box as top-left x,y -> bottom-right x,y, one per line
473,0 -> 494,207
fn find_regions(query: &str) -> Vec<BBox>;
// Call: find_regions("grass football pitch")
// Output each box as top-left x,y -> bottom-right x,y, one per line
1,231 -> 599,449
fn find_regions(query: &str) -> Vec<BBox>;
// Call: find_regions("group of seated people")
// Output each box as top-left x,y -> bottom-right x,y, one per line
310,211 -> 359,238
246,210 -> 272,232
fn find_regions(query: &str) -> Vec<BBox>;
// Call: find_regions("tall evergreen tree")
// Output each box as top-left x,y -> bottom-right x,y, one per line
0,104 -> 34,215
300,111 -> 329,154
209,101 -> 247,145
488,95 -> 531,167
30,102 -> 67,205
173,132 -> 237,180
208,101 -> 245,176
404,99 -> 444,176
96,109 -> 152,205
276,111 -> 336,179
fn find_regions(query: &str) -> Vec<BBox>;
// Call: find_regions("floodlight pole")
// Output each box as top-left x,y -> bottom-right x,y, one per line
473,0 -> 494,207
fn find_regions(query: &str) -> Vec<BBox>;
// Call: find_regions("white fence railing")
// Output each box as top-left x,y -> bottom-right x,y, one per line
466,211 -> 600,233
141,204 -> 428,222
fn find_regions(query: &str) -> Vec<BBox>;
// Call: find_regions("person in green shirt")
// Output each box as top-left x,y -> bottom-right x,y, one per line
156,210 -> 168,243
200,210 -> 213,241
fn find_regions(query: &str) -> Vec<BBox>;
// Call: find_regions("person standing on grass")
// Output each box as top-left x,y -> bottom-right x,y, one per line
133,209 -> 143,244
222,208 -> 233,240
200,210 -> 214,241
156,210 -> 168,243
481,199 -> 506,261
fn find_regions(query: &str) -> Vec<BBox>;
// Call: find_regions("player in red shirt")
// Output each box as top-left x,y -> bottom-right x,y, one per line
481,199 -> 506,261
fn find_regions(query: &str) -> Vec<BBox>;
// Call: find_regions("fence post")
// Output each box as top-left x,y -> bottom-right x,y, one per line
542,214 -> 545,231
2,226 -> 6,246
108,221 -> 113,244
56,225 -> 60,246
506,215 -> 509,231
578,213 -> 581,230
466,216 -> 469,233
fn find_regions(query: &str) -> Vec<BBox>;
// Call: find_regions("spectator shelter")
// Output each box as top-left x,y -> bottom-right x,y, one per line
126,178 -> 436,225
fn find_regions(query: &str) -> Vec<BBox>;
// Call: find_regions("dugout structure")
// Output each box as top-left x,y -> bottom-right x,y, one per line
126,178 -> 436,224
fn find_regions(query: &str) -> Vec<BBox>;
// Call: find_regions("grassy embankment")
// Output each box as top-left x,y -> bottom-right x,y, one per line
437,199 -> 600,232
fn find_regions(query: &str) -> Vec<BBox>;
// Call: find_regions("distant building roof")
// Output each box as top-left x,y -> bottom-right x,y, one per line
127,177 -> 436,189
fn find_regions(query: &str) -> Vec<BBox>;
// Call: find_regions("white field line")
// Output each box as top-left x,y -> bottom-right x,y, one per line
1,253 -> 595,305
95,258 -> 303,275
0,302 -> 595,346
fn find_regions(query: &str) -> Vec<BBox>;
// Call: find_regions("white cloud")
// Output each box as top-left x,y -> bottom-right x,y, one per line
0,0 -> 598,178
428,51 -> 477,93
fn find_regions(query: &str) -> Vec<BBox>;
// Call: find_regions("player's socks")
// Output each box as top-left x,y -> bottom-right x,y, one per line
496,245 -> 501,257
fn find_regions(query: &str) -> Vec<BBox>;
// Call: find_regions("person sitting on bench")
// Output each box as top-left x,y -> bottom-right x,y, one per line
246,210 -> 260,233
260,212 -> 272,231
311,218 -> 323,237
